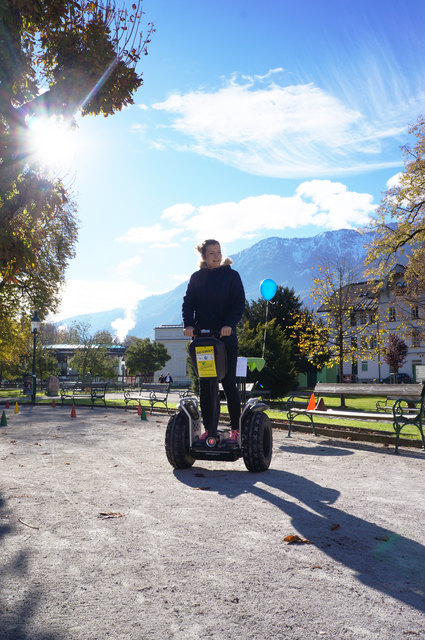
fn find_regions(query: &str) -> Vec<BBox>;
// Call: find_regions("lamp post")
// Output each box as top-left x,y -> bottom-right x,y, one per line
30,311 -> 41,404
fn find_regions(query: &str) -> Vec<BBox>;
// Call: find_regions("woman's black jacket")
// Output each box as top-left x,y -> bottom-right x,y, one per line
182,264 -> 245,341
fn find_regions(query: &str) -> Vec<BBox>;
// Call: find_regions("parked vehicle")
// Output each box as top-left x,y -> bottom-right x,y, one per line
382,373 -> 411,384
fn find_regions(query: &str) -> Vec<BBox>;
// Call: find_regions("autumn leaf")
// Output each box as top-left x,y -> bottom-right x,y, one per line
283,534 -> 311,544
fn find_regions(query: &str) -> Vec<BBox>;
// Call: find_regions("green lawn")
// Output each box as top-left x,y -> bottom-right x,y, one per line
2,390 -> 423,441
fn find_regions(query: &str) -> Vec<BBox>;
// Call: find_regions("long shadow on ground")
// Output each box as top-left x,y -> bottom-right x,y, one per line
0,492 -> 60,640
175,462 -> 425,613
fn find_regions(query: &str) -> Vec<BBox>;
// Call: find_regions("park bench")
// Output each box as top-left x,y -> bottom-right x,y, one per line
60,381 -> 108,408
123,382 -> 171,413
284,381 -> 425,454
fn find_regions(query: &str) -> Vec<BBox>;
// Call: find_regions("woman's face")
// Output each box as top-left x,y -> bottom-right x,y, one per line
204,243 -> 222,269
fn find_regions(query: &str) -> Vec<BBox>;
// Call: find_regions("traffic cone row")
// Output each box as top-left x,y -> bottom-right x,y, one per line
1,411 -> 7,427
141,406 -> 147,421
70,402 -> 77,418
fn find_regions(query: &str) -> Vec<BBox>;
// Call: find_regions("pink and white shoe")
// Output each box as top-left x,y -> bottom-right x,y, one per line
228,429 -> 239,444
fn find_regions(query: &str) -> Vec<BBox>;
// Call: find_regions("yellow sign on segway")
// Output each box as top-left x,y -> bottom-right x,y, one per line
195,345 -> 217,377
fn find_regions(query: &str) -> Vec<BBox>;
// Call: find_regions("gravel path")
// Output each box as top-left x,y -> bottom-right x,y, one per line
0,405 -> 424,639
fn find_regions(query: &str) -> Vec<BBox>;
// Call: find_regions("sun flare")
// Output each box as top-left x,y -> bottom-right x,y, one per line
27,115 -> 77,171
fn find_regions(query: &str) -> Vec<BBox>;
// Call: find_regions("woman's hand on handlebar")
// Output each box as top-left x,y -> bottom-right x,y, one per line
184,326 -> 194,337
220,326 -> 232,337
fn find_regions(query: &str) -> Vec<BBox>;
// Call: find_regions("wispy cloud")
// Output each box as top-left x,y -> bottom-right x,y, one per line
150,70 -> 422,177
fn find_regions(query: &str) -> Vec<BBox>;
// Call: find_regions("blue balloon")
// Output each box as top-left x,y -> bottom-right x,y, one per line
260,278 -> 277,301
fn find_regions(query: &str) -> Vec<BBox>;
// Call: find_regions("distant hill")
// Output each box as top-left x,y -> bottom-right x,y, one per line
57,228 -> 374,338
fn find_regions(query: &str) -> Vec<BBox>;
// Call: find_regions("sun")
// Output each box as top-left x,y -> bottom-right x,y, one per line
27,115 -> 78,171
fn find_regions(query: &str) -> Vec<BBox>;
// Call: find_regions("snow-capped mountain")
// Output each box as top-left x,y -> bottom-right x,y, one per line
58,228 -> 374,338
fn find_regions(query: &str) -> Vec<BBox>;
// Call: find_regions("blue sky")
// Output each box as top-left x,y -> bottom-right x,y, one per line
43,0 -> 425,338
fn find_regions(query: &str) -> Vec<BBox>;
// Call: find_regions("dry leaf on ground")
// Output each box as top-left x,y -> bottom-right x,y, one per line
283,534 -> 311,544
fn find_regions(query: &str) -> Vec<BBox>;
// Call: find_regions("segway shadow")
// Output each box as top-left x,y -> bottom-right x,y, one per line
165,330 -> 273,473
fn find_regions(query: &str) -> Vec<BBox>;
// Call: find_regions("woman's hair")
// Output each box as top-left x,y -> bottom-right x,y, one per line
196,238 -> 232,269
195,239 -> 220,258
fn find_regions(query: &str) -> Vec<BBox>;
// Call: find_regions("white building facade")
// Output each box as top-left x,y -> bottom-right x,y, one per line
154,324 -> 191,385
327,266 -> 425,383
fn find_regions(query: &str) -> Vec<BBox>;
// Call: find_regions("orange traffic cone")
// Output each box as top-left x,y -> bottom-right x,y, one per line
51,399 -> 56,408
307,394 -> 316,410
14,402 -> 19,414
137,402 -> 142,416
5,400 -> 10,409
70,403 -> 77,418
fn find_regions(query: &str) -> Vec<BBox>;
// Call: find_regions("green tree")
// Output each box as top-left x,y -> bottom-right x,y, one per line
35,344 -> 60,386
311,259 -> 375,387
94,330 -> 117,345
1,0 -> 154,321
288,309 -> 331,371
242,286 -> 302,330
69,346 -> 117,379
0,316 -> 28,382
238,319 -> 297,397
65,321 -> 117,378
365,117 -> 425,323
125,338 -> 170,378
243,285 -> 324,377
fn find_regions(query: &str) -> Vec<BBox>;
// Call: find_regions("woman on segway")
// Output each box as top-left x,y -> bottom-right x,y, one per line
182,239 -> 245,443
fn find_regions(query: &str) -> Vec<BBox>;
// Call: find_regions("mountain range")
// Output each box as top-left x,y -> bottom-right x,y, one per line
58,228 -> 374,339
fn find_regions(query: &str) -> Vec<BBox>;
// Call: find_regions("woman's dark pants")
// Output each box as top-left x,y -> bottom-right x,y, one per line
199,342 -> 240,433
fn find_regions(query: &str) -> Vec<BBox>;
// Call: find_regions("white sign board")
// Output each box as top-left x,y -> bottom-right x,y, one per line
415,365 -> 425,382
236,357 -> 248,378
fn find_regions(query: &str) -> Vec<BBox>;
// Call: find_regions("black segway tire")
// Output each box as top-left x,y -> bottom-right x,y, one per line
242,411 -> 273,472
165,412 -> 195,469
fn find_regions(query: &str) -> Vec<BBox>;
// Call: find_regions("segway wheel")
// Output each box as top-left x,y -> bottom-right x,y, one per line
165,412 -> 195,469
242,411 -> 273,472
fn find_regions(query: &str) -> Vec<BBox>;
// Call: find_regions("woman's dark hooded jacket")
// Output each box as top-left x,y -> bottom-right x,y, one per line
182,258 -> 245,343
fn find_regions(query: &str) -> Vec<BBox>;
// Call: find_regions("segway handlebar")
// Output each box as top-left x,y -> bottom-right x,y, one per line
193,328 -> 231,338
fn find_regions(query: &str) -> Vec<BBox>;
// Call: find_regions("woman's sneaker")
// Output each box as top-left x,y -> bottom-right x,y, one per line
228,429 -> 239,444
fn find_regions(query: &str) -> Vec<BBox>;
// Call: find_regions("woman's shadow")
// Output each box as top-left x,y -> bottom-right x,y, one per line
175,460 -> 425,613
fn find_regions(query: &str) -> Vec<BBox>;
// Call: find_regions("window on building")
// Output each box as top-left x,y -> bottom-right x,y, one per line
412,331 -> 421,347
389,306 -> 396,322
361,361 -> 368,371
360,312 -> 367,325
412,306 -> 419,319
350,313 -> 356,327
370,336 -> 377,349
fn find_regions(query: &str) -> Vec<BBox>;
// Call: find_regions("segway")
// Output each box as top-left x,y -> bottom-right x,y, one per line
165,329 -> 273,472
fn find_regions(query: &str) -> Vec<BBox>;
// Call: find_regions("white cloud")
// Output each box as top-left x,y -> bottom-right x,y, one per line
116,180 -> 377,246
117,223 -> 181,245
386,172 -> 402,189
162,202 -> 195,224
115,256 -> 142,277
49,279 -> 152,322
296,180 -> 377,229
150,71 -> 411,177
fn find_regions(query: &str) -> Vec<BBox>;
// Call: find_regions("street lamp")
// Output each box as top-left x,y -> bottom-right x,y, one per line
30,311 -> 41,403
